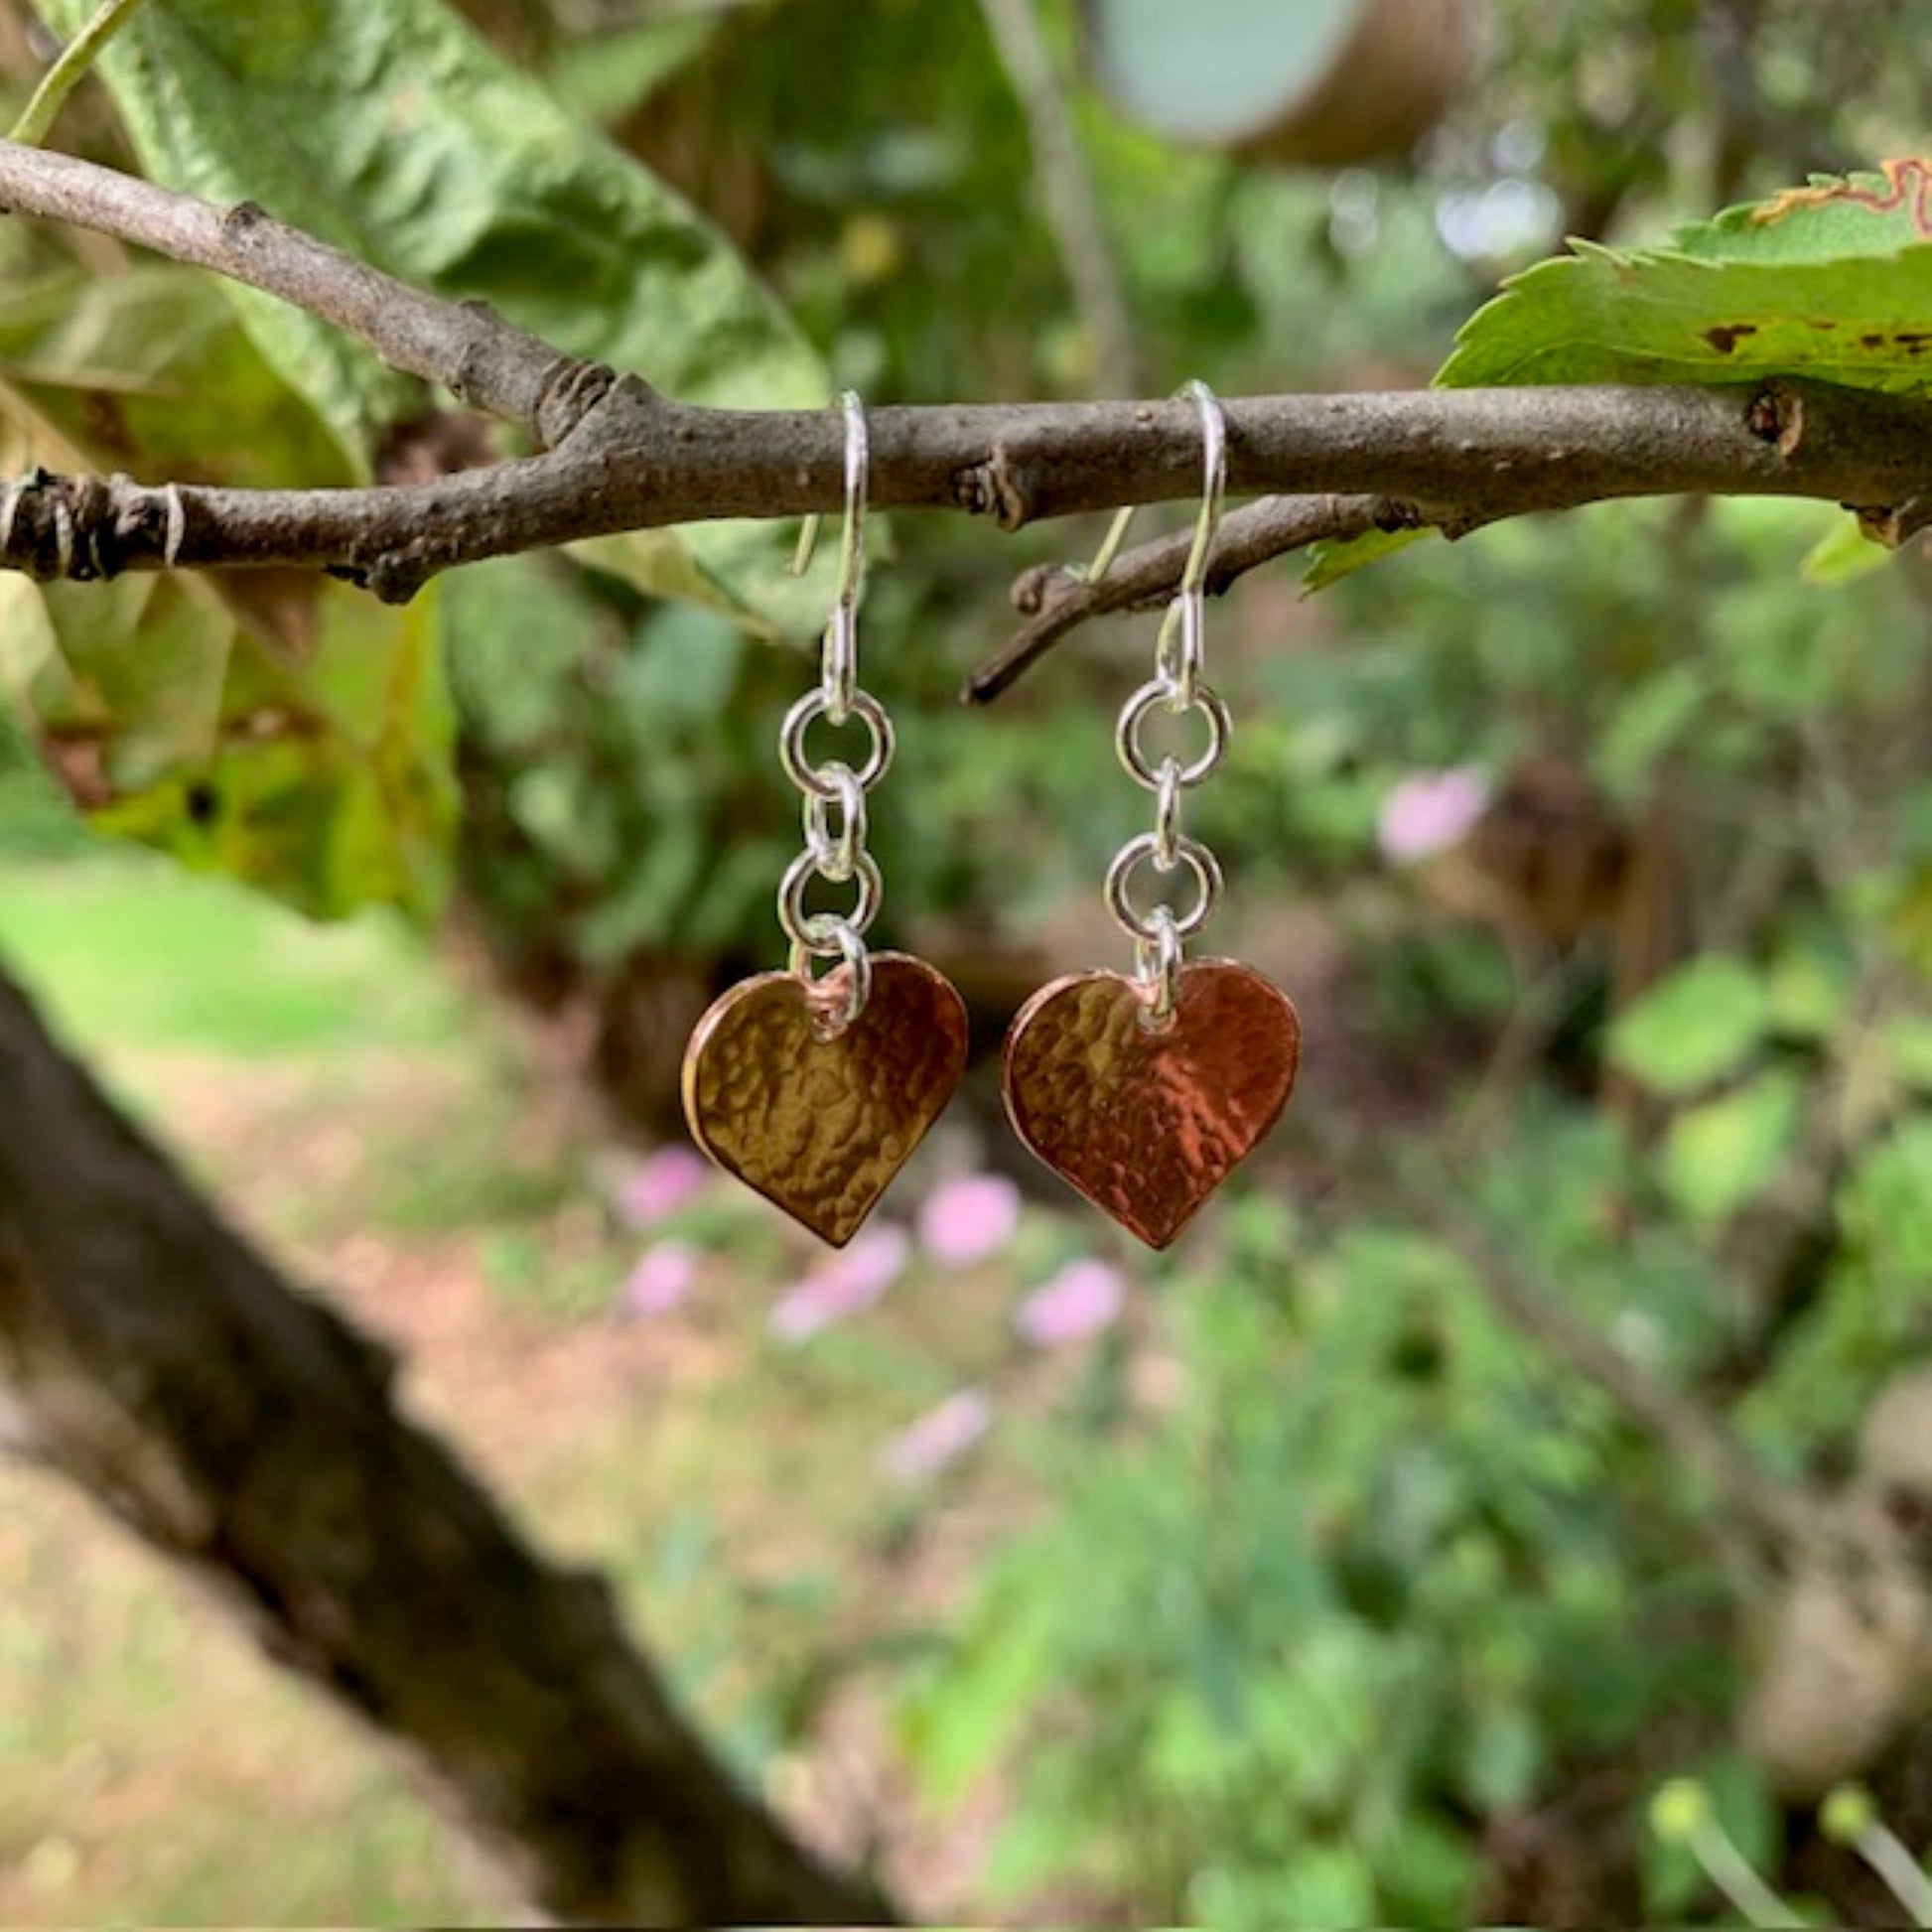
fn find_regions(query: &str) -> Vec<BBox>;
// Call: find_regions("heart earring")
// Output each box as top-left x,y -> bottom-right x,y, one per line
682,392 -> 968,1247
1002,381 -> 1303,1249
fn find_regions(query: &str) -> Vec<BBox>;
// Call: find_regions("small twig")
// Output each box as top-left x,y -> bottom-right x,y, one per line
965,492 -> 1409,700
0,138 -> 589,439
8,0 -> 153,146
975,0 -> 1140,397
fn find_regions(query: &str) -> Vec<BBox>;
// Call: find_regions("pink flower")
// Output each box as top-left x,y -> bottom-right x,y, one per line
882,1388 -> 993,1481
917,1172 -> 1023,1269
1376,767 -> 1491,866
768,1225 -> 910,1344
1015,1258 -> 1125,1348
618,1241 -> 700,1319
617,1144 -> 711,1228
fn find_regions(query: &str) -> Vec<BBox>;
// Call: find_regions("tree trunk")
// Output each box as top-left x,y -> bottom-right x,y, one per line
0,963 -> 890,1926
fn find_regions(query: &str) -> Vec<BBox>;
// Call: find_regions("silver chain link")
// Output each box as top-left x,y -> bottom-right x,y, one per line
1106,379 -> 1229,1024
778,392 -> 889,1031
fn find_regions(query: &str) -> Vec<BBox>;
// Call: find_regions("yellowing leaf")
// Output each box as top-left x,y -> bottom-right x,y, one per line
1662,1070 -> 1802,1224
23,577 -> 455,921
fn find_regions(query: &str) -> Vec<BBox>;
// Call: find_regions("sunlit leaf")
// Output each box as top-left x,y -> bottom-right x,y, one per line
1302,522 -> 1431,592
82,582 -> 458,921
0,261 -> 350,491
1441,161 -> 1932,391
0,240 -> 454,914
37,0 -> 835,635
1661,1069 -> 1802,1225
1801,512 -> 1893,586
1609,956 -> 1774,1096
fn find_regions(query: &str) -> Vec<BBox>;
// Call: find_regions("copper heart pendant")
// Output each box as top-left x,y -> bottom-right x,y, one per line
1003,959 -> 1301,1249
682,952 -> 968,1248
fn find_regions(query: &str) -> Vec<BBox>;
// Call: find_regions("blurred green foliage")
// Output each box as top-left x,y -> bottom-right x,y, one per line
900,1141 -> 1753,1924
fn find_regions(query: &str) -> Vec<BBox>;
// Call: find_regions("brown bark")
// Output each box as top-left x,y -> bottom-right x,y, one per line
0,963 -> 891,1926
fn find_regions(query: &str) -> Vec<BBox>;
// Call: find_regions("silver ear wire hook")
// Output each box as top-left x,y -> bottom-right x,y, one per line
835,388 -> 868,608
788,390 -> 868,576
825,391 -> 867,719
1175,378 -> 1226,600
1157,379 -> 1226,707
1081,378 -> 1227,593
791,392 -> 868,723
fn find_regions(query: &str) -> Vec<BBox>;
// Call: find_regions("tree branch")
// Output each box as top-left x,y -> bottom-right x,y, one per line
965,491 -> 1407,701
2,141 -> 1930,684
0,962 -> 890,1926
0,139 -> 596,441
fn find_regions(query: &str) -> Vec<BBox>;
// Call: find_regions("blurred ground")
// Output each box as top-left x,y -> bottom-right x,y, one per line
0,855 -> 1119,1923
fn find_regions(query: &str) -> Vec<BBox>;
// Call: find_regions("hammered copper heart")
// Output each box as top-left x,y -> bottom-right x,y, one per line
1003,959 -> 1301,1249
682,952 -> 967,1248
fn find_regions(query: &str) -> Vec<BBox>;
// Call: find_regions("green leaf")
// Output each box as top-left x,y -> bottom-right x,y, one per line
545,14 -> 718,128
1801,512 -> 1894,586
40,0 -> 835,635
1877,1016 -> 1932,1091
16,573 -> 455,920
0,260 -> 350,489
1661,1069 -> 1803,1225
1302,523 -> 1433,593
1765,940 -> 1853,1039
1458,1705 -> 1545,1812
1595,663 -> 1711,797
0,238 -> 454,914
897,1594 -> 1058,1805
1441,161 -> 1932,392
1314,162 -> 1932,587
1609,955 -> 1774,1096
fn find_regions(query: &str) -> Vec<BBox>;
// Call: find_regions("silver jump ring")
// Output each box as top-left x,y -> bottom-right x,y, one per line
1116,677 -> 1231,790
1152,756 -> 1183,870
1105,831 -> 1223,942
779,844 -> 884,949
779,686 -> 895,800
1134,906 -> 1184,1025
801,762 -> 868,883
788,917 -> 873,1033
